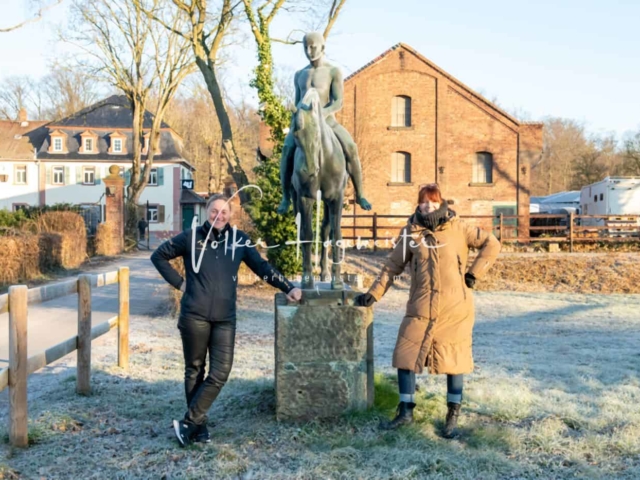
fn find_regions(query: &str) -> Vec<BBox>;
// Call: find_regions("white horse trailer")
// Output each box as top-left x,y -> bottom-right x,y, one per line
580,177 -> 640,236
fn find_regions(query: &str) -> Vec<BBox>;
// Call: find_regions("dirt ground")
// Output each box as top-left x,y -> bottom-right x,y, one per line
343,250 -> 640,294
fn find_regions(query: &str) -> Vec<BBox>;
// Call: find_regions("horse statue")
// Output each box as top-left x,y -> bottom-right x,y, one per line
290,88 -> 348,290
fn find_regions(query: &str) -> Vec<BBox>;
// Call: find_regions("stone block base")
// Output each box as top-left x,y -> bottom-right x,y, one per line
274,286 -> 373,421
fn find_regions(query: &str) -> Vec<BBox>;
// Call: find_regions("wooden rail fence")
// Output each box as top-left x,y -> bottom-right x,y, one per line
0,267 -> 130,448
341,213 -> 640,251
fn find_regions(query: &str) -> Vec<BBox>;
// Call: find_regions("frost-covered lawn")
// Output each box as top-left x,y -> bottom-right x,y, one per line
2,284 -> 639,479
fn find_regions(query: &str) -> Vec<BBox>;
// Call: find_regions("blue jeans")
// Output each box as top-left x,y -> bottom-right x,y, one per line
398,369 -> 463,404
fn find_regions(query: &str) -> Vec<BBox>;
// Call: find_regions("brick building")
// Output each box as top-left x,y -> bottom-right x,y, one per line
336,43 -> 543,237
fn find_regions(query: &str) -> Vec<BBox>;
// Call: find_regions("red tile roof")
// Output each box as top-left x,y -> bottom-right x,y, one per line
0,120 -> 48,160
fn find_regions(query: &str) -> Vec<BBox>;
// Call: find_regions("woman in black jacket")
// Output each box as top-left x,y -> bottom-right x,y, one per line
151,194 -> 301,447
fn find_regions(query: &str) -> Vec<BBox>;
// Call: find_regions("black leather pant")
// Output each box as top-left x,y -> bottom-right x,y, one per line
178,316 -> 236,425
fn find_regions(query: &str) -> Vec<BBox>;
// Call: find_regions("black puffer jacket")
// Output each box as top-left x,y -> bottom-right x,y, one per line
151,221 -> 295,321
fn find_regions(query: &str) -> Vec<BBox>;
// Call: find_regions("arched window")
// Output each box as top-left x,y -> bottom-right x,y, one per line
391,152 -> 411,183
473,152 -> 493,184
391,96 -> 411,127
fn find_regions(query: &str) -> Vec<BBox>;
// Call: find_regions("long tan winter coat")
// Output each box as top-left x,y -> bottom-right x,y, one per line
368,213 -> 501,375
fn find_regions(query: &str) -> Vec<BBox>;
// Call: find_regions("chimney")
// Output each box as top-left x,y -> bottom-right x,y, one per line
18,108 -> 28,127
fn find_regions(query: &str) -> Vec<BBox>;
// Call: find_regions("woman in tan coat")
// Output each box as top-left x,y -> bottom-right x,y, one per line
355,183 -> 500,438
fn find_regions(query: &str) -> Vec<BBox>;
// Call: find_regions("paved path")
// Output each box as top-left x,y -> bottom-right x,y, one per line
0,252 -> 167,369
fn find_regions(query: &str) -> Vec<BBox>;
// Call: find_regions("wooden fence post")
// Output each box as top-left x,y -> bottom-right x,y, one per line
77,275 -> 92,395
352,200 -> 356,242
569,212 -> 575,253
118,267 -> 130,370
499,213 -> 504,241
9,285 -> 28,448
372,213 -> 378,252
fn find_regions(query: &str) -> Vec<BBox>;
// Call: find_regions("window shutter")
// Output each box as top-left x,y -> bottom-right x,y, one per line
474,153 -> 493,184
45,166 -> 51,185
95,166 -> 102,185
125,169 -> 131,186
64,166 -> 71,185
158,167 -> 164,186
485,155 -> 493,183
76,167 -> 82,184
391,96 -> 411,127
158,205 -> 165,223
404,153 -> 411,182
391,152 -> 410,183
404,97 -> 411,127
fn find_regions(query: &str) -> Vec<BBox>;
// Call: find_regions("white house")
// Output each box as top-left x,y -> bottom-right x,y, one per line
0,96 -> 205,236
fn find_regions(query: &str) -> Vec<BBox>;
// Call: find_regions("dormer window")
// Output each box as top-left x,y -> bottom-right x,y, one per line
79,130 -> 99,154
108,131 -> 127,155
47,130 -> 68,154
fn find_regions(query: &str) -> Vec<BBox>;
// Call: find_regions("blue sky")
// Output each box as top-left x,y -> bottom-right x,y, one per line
1,0 -> 639,138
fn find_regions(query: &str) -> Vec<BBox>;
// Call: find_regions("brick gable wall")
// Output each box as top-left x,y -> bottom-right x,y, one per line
337,45 -> 543,237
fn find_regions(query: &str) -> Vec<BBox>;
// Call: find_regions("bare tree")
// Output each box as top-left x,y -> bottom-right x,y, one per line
69,0 -> 194,243
571,149 -> 608,190
620,131 -> 640,176
165,80 -> 261,192
531,117 -> 591,195
531,117 -> 626,194
0,76 -> 34,120
138,0 -> 250,195
269,0 -> 348,45
38,62 -> 103,119
0,0 -> 64,33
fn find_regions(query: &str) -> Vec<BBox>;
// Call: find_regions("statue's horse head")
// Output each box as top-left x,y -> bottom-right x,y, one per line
292,88 -> 324,176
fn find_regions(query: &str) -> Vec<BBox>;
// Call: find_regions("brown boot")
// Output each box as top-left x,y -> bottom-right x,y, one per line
443,402 -> 461,438
379,402 -> 415,430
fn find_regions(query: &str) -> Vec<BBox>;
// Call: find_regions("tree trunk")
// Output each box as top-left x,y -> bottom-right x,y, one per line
195,57 -> 249,200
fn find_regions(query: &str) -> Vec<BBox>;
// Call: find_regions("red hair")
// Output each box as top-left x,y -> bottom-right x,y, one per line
418,183 -> 443,204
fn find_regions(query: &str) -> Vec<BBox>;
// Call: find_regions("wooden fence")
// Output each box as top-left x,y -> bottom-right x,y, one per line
0,267 -> 130,448
340,213 -> 640,251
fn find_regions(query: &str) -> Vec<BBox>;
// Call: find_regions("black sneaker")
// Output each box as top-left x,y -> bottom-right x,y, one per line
194,423 -> 211,443
172,419 -> 198,447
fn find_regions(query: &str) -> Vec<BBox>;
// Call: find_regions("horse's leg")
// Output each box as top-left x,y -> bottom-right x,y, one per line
329,196 -> 345,290
320,200 -> 331,282
299,195 -> 315,290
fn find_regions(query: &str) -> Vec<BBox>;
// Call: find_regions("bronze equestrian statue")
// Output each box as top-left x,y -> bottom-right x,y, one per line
280,32 -> 372,290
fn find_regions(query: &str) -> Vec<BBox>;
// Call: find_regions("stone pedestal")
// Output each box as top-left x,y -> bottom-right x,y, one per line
274,286 -> 373,421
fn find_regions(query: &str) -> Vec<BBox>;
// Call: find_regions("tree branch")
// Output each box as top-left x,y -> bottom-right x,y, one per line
264,0 -> 286,26
271,28 -> 305,44
0,0 -> 64,33
323,0 -> 346,38
242,0 -> 263,46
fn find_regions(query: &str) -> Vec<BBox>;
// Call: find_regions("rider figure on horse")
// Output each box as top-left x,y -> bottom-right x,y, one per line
277,31 -> 372,215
